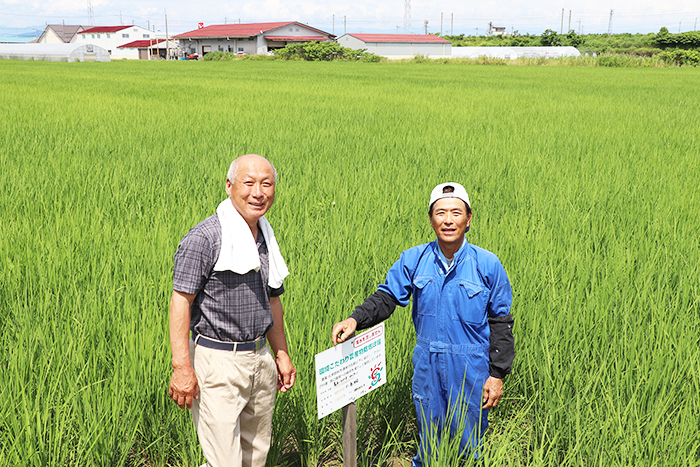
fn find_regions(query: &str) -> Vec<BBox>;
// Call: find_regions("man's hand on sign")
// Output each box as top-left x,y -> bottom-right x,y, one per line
482,376 -> 503,409
331,318 -> 357,345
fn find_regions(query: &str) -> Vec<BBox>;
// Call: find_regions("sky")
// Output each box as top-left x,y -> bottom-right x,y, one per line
1,0 -> 699,40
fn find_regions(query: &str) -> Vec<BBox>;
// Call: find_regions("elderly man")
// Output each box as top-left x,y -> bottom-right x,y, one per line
169,154 -> 296,467
332,182 -> 514,465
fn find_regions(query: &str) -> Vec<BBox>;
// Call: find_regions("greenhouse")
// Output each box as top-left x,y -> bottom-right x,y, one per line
451,46 -> 580,60
0,43 -> 110,62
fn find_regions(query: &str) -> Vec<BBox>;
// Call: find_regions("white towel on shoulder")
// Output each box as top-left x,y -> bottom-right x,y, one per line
213,198 -> 289,289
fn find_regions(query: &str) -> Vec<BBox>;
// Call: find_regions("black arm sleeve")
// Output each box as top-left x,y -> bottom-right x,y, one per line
349,290 -> 398,331
488,313 -> 515,379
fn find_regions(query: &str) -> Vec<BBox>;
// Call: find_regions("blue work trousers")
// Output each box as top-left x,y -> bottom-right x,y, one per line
411,337 -> 489,467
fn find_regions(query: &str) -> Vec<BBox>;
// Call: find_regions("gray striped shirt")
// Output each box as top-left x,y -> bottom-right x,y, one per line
173,215 -> 284,342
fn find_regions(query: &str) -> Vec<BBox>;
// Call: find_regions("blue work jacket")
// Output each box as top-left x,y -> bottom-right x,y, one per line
378,238 -> 513,348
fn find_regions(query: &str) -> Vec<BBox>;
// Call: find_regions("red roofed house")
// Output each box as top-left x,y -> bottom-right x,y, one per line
336,34 -> 451,59
75,25 -> 158,59
118,39 -> 177,60
174,22 -> 333,56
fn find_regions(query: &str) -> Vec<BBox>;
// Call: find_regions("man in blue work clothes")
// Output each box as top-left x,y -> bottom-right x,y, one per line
331,182 -> 514,465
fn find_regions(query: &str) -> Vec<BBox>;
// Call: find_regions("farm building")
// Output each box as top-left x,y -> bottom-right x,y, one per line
451,46 -> 581,60
75,25 -> 157,59
487,23 -> 508,36
175,22 -> 334,56
336,34 -> 451,59
118,39 -> 179,60
37,25 -> 86,44
0,43 -> 110,62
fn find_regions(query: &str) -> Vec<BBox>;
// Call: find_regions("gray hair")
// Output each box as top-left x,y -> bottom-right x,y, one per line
227,154 -> 278,184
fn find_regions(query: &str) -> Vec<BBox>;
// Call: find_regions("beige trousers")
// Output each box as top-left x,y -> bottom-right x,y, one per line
190,340 -> 277,467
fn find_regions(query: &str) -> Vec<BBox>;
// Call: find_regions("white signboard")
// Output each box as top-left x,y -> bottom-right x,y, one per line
315,324 -> 386,419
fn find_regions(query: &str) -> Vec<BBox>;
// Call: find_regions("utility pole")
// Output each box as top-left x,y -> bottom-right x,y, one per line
607,9 -> 613,35
332,14 -> 334,35
165,8 -> 170,60
568,10 -> 571,33
404,0 -> 411,34
87,0 -> 94,26
678,22 -> 681,33
561,8 -> 564,34
344,16 -> 346,35
148,20 -> 150,30
451,13 -> 453,35
224,17 -> 227,24
120,11 -> 123,26
424,20 -> 428,35
440,12 -> 443,36
577,20 -> 581,35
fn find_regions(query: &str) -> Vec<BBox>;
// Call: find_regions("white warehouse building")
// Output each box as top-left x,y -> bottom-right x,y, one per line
175,22 -> 334,56
336,34 -> 451,59
75,25 -> 158,59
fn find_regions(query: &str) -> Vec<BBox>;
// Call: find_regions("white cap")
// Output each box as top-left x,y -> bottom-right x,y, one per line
429,182 -> 471,210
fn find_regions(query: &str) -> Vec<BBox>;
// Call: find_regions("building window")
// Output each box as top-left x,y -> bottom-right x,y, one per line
96,34 -> 100,38
91,34 -> 95,38
143,34 -> 150,38
106,34 -> 110,38
238,47 -> 244,53
133,28 -> 138,32
122,34 -> 129,38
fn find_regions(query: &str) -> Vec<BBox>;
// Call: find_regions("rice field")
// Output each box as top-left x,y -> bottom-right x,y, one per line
0,59 -> 699,467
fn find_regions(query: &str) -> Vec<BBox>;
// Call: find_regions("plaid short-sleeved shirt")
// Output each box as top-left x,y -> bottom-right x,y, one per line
173,215 -> 284,342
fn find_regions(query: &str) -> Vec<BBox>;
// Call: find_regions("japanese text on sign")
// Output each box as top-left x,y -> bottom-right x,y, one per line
314,324 -> 386,419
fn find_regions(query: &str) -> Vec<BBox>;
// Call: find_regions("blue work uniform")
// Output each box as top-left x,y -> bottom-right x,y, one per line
375,237 -> 513,465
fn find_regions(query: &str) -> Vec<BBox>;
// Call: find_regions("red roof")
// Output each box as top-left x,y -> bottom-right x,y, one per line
265,36 -> 329,42
174,22 -> 331,39
79,26 -> 132,34
118,39 -> 166,48
175,22 -> 293,38
348,34 -> 451,44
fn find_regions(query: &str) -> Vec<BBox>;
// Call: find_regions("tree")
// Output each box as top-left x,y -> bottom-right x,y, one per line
566,30 -> 584,47
541,29 -> 563,46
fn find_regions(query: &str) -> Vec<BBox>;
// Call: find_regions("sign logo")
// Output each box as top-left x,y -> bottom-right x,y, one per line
197,23 -> 204,29
368,362 -> 383,389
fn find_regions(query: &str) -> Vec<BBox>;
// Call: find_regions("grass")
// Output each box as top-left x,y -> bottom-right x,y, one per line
0,59 -> 698,466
